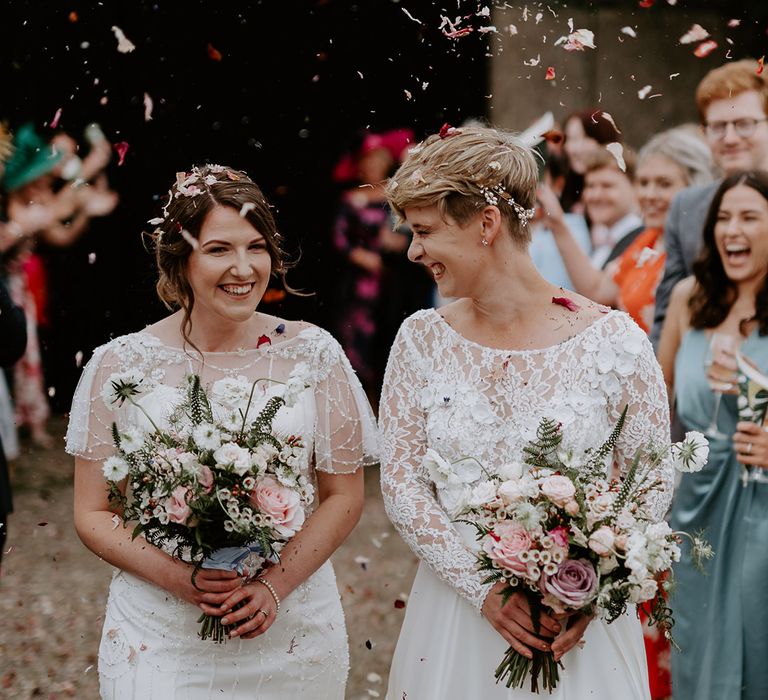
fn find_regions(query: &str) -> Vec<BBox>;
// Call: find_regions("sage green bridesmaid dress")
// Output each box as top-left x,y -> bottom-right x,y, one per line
671,328 -> 768,700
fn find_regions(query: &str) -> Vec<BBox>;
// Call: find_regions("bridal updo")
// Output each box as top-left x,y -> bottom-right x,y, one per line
385,125 -> 539,245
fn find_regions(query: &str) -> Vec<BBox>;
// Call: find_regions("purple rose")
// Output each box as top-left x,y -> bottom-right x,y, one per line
541,559 -> 598,613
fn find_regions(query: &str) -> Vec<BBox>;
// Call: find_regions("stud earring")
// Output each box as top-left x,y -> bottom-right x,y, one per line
482,237 -> 489,247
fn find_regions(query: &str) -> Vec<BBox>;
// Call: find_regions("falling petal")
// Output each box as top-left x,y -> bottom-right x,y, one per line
694,40 -> 718,58
601,112 -> 621,134
606,142 -> 626,171
88,252 -> 96,264
114,141 -> 129,166
728,19 -> 741,28
679,24 -> 710,44
50,108 -> 62,129
75,351 -> 84,368
257,335 -> 271,348
239,202 -> 256,217
143,93 -> 154,121
545,66 -> 556,80
620,26 -> 637,38
111,26 -> 136,53
394,599 -> 406,609
207,43 -> 222,61
180,229 -> 199,249
758,56 -> 765,75
638,85 -> 652,99
401,7 -> 422,24
552,296 -> 580,312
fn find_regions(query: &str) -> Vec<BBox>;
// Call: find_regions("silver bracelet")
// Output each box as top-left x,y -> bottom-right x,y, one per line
256,577 -> 281,615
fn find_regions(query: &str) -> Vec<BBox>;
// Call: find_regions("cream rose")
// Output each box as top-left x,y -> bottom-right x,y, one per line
540,475 -> 576,508
588,525 -> 616,557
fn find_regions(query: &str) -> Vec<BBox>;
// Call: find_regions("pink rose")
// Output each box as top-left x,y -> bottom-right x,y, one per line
251,476 -> 305,537
165,485 -> 191,524
548,526 -> 570,550
197,465 -> 214,493
482,522 -> 532,576
588,525 -> 616,557
541,559 -> 598,613
540,475 -> 576,508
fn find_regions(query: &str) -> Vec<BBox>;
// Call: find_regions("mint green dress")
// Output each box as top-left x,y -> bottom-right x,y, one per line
671,328 -> 768,699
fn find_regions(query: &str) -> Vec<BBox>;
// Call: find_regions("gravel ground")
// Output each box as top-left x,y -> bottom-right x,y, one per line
0,417 -> 417,700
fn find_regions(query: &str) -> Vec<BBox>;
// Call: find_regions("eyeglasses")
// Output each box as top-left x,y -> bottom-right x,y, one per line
705,117 -> 768,139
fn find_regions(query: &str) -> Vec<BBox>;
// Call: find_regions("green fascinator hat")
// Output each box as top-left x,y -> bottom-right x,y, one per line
3,122 -> 63,191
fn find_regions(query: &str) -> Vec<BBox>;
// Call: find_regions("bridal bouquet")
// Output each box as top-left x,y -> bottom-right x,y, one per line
448,408 -> 712,693
100,364 -> 315,642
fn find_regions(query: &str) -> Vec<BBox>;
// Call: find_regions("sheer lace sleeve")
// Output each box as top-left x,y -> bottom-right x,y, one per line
606,315 -> 674,521
379,319 -> 494,611
310,329 -> 379,474
65,341 -> 126,462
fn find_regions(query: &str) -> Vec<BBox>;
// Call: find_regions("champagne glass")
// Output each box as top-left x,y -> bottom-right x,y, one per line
703,332 -> 740,440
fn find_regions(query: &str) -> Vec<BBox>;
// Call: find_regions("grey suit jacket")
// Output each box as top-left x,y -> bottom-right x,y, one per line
649,180 -> 720,348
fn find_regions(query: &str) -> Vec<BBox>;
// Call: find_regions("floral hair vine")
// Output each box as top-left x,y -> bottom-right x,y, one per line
479,183 -> 536,226
147,164 -> 242,241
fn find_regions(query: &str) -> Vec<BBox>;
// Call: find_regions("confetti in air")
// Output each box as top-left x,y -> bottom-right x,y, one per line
679,24 -> 710,45
638,85 -> 653,99
111,26 -> 136,53
694,40 -> 718,58
50,108 -> 62,129
606,142 -> 627,172
207,43 -> 222,61
143,93 -> 154,121
114,141 -> 129,166
239,202 -> 256,217
545,66 -> 556,80
180,229 -> 199,249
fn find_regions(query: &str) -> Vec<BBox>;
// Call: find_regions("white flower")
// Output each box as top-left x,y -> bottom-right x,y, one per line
102,455 -> 130,481
497,461 -> 524,481
211,375 -> 252,408
437,485 -> 470,518
213,442 -> 252,475
420,383 -> 453,410
671,431 -> 709,473
423,448 -> 453,487
588,525 -> 616,556
629,578 -> 658,603
283,362 -> 312,408
192,423 -> 222,451
599,555 -> 619,575
101,370 -> 145,410
469,393 -> 496,425
118,426 -> 146,454
452,457 -> 483,485
466,480 -> 498,508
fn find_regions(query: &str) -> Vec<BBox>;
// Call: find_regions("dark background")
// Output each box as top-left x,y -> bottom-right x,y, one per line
2,0 -> 489,409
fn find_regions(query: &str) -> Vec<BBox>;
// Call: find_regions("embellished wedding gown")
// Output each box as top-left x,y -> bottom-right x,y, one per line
380,309 -> 673,700
65,326 -> 378,699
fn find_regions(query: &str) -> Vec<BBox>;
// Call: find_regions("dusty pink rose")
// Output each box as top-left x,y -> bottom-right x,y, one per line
165,486 -> 191,524
540,475 -> 576,508
251,476 -> 305,536
541,559 -> 598,612
197,465 -> 214,493
482,522 -> 532,576
549,526 -> 570,550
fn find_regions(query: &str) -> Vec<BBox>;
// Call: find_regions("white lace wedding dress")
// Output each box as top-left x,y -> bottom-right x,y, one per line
65,325 -> 378,699
380,308 -> 673,700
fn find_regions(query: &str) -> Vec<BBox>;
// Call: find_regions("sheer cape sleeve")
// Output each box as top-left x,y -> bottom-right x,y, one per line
379,317 -> 494,611
65,340 -> 127,462
606,314 -> 674,521
309,328 -> 379,474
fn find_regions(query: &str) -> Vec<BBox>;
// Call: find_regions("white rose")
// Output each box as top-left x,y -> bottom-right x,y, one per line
497,462 -> 523,481
102,455 -> 130,481
588,525 -> 616,556
599,555 -> 619,575
213,443 -> 252,475
211,375 -> 252,408
498,479 -> 526,504
629,577 -> 658,603
540,475 -> 576,508
466,480 -> 498,509
437,485 -> 470,518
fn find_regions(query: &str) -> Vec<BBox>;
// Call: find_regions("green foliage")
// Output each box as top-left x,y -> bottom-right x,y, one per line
523,417 -> 563,470
578,404 -> 628,485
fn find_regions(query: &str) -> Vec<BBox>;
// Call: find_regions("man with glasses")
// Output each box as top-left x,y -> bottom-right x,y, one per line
650,58 -> 768,346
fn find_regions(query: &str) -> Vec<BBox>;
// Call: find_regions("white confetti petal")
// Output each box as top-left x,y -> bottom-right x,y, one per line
606,142 -> 626,172
638,85 -> 652,100
111,26 -> 136,54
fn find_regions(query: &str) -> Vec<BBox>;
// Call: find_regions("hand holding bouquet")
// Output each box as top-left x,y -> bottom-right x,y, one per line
100,363 -> 314,641
453,408 -> 712,692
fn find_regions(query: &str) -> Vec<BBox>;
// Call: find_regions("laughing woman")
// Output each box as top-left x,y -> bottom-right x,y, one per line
379,125 -> 673,699
67,165 -> 378,699
658,170 -> 768,700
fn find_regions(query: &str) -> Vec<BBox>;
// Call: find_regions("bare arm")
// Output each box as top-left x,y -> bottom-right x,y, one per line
538,185 -> 618,304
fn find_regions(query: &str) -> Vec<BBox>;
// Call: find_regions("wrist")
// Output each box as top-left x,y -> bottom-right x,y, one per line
256,577 -> 282,615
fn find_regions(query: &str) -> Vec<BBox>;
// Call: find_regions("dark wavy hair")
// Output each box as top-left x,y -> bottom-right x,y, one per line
689,170 -> 768,335
146,165 -> 298,351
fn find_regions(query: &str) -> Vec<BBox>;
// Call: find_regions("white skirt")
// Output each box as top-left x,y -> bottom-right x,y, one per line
99,561 -> 348,699
386,561 -> 651,700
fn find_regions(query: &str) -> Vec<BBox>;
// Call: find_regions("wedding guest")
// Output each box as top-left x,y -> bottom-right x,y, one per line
540,127 -> 714,332
380,124 -> 672,699
651,58 -> 768,346
657,170 -> 768,699
68,165 -> 378,698
560,108 -> 622,214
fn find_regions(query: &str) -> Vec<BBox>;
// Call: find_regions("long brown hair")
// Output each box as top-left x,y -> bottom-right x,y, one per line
148,165 -> 297,350
689,170 -> 768,335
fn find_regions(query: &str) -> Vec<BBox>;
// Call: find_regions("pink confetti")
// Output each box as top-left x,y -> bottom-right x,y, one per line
694,40 -> 718,58
143,93 -> 154,121
114,141 -> 129,166
443,27 -> 473,39
50,108 -> 62,129
552,296 -> 580,312
758,56 -> 765,76
638,0 -> 654,7
545,66 -> 556,80
727,19 -> 741,28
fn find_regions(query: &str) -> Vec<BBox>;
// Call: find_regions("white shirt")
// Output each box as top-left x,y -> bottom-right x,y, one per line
590,213 -> 643,269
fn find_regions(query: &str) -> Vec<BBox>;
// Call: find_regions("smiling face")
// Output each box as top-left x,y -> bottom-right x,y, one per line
714,184 -> 768,286
635,153 -> 689,229
705,90 -> 768,174
583,165 -> 638,227
404,204 -> 485,298
186,205 -> 273,324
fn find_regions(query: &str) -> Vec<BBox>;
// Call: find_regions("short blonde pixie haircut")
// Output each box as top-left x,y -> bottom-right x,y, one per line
385,125 -> 539,245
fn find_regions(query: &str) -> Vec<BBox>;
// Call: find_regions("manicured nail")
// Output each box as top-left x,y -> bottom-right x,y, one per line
221,605 -> 229,612
222,617 -> 229,625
